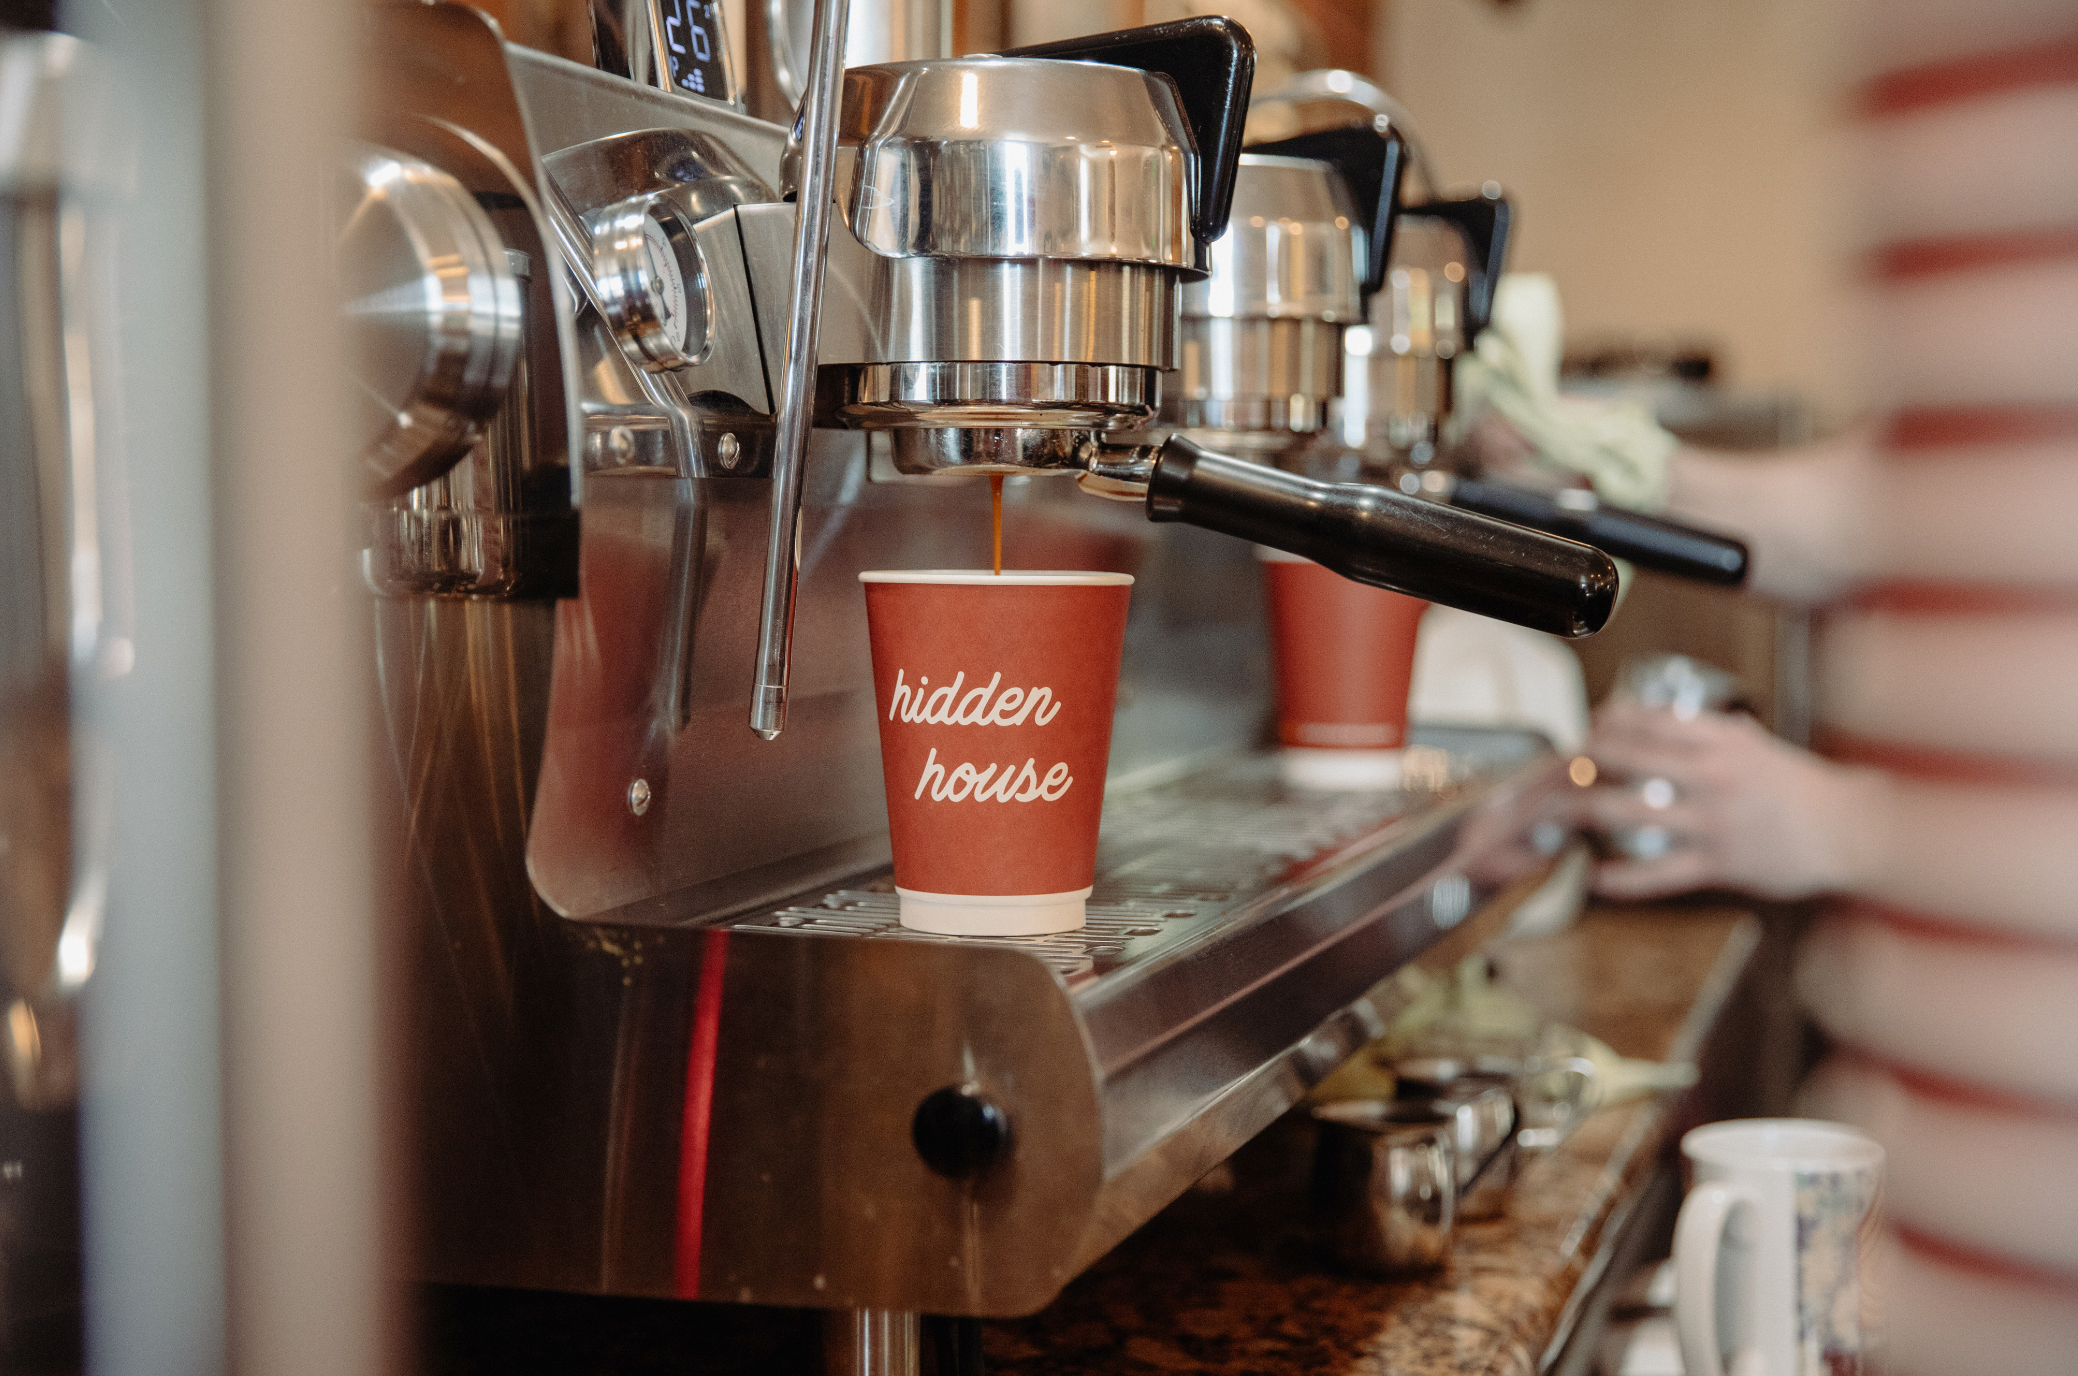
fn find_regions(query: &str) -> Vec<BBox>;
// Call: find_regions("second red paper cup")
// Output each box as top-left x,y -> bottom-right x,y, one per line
861,570 -> 1134,935
1260,549 -> 1429,790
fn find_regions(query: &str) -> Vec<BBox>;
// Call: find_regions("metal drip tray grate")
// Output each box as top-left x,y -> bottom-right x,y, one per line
730,746 -> 1484,981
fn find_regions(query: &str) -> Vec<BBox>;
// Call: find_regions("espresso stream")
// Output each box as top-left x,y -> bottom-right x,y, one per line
990,474 -> 1004,575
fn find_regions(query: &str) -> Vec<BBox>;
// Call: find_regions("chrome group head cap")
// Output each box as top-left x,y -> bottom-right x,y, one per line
1370,188 -> 1510,357
823,57 -> 1197,268
1187,153 -> 1363,323
1163,154 -> 1364,438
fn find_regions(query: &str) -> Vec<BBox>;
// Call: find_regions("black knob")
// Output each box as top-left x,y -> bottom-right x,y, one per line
912,1085 -> 1011,1179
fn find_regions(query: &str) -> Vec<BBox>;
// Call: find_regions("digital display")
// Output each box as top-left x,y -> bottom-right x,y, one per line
653,0 -> 731,103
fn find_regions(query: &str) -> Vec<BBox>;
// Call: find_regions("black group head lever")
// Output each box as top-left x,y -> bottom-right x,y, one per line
1400,189 -> 1511,342
1246,124 -> 1410,299
1000,17 -> 1256,274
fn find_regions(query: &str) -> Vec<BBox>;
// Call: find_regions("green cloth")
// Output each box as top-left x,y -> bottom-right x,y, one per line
1452,318 -> 1679,514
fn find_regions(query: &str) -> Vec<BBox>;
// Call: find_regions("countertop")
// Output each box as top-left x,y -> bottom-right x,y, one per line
982,904 -> 1762,1376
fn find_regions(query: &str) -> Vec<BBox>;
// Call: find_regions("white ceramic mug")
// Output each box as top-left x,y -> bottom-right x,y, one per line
1675,1119 -> 1884,1376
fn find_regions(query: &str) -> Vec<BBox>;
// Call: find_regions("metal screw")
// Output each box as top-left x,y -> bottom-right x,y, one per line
627,778 -> 652,817
716,431 -> 741,471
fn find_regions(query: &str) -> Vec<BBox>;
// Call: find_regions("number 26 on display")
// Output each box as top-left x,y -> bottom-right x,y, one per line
660,0 -> 718,94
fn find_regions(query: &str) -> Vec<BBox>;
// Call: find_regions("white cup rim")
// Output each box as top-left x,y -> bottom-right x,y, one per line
1682,1117 -> 1884,1172
860,569 -> 1134,586
895,887 -> 1091,936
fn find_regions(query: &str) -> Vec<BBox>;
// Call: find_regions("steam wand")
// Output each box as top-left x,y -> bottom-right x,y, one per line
750,0 -> 851,740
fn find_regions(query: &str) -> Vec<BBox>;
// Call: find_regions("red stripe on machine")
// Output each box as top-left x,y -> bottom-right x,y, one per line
674,927 -> 731,1298
1862,34 -> 2078,117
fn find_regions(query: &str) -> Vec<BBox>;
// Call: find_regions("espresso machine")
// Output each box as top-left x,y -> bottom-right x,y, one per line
345,6 -> 1644,1369
0,28 -> 120,1367
1163,69 -> 1750,587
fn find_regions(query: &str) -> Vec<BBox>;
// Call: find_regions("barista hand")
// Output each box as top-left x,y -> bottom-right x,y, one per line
1575,699 -> 1893,901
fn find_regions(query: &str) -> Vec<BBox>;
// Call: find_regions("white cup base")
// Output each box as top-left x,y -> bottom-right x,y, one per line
1280,747 -> 1405,791
896,887 -> 1091,935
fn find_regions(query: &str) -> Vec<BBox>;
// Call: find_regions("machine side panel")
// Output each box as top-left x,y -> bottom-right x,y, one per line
506,43 -> 789,186
696,931 -> 1105,1315
524,457 -> 989,920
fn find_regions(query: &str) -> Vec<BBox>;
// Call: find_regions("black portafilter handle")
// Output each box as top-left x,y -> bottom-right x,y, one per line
1145,438 -> 1617,638
1445,476 -> 1750,586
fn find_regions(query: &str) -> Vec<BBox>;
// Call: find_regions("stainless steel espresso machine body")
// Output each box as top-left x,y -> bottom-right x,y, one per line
350,6 -> 1623,1342
772,26 -> 1617,651
1243,74 -> 1508,469
1,27 -> 116,1124
1,30 -> 127,1360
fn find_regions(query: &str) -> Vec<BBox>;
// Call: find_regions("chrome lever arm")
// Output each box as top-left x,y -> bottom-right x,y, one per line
1254,69 -> 1437,199
748,0 -> 850,740
540,172 -> 610,319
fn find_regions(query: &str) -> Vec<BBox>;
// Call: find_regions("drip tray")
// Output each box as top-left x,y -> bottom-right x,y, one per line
681,725 -> 1564,1315
729,726 -> 1549,986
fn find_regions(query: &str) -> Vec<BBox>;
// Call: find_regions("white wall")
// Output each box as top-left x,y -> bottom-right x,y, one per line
1381,0 -> 1864,419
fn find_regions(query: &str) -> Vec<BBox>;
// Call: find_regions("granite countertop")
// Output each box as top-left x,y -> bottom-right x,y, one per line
982,905 -> 1761,1376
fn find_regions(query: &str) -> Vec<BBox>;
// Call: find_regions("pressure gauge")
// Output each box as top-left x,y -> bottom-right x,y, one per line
588,195 -> 709,373
638,213 -> 691,353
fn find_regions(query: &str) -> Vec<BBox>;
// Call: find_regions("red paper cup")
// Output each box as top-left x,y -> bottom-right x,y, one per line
1260,549 -> 1428,789
861,570 -> 1134,934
